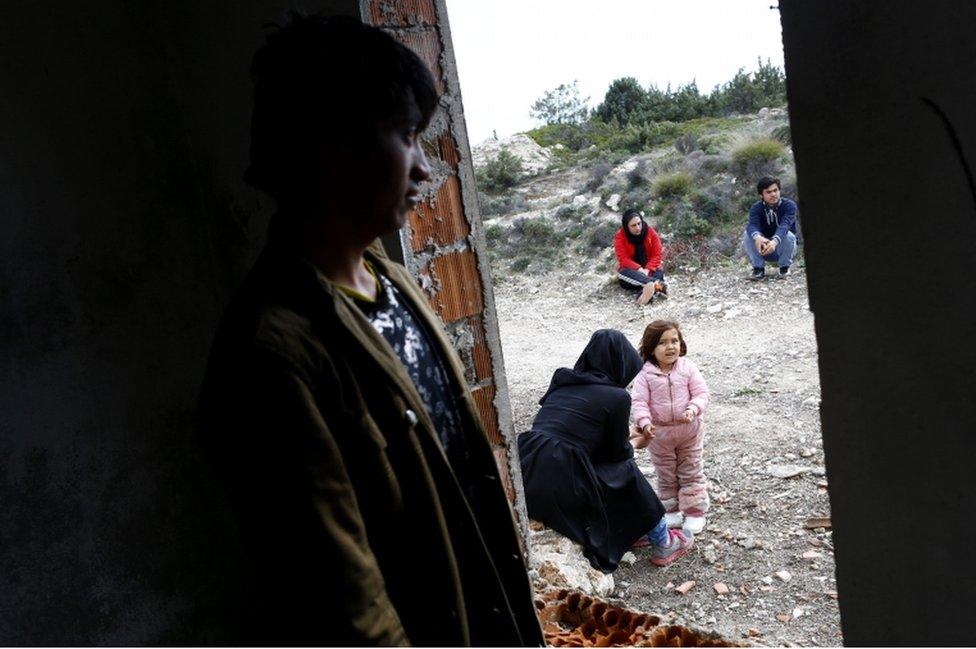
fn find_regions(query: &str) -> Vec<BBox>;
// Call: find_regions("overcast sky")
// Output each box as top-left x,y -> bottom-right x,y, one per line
444,1 -> 786,146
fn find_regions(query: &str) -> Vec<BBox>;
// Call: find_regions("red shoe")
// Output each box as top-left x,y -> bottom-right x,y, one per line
630,535 -> 651,549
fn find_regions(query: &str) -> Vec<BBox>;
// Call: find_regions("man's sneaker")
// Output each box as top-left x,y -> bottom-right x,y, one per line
683,514 -> 706,535
749,267 -> 765,281
650,529 -> 694,567
664,511 -> 684,528
654,280 -> 669,299
777,266 -> 791,279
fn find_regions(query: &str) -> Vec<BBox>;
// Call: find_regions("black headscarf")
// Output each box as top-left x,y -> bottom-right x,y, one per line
539,329 -> 643,404
621,209 -> 648,267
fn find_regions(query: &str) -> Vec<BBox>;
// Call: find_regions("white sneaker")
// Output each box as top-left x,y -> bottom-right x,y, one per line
664,511 -> 684,528
683,515 -> 706,535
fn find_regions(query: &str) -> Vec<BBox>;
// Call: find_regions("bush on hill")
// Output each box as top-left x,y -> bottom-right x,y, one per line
731,138 -> 786,180
475,148 -> 523,192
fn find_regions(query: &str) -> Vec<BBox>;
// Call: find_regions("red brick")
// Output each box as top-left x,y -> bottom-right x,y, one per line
492,445 -> 515,504
425,250 -> 483,322
366,0 -> 438,28
675,580 -> 696,595
471,383 -> 502,445
437,132 -> 460,168
386,28 -> 444,93
409,174 -> 468,250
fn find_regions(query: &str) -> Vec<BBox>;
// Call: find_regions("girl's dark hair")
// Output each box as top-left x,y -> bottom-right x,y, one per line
245,13 -> 438,199
638,319 -> 688,364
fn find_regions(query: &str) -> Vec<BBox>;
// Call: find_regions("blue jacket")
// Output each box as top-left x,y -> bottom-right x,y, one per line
746,197 -> 798,244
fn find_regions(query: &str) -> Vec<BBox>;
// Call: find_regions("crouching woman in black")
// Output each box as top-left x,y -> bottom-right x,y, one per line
518,329 -> 693,572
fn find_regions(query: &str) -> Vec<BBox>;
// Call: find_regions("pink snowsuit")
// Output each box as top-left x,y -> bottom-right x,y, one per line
630,356 -> 710,515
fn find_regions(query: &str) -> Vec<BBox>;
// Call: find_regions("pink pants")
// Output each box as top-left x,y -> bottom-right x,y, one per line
647,418 -> 708,515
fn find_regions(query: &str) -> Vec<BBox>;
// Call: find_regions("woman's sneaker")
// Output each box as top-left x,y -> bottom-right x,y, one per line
651,529 -> 693,566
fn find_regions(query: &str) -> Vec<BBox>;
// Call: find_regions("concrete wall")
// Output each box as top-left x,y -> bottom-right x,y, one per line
780,1 -> 976,644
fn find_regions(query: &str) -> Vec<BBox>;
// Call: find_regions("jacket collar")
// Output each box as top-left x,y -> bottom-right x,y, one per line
260,238 -> 450,452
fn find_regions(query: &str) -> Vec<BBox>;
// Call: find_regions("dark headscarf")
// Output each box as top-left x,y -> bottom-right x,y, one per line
539,329 -> 643,404
621,208 -> 648,267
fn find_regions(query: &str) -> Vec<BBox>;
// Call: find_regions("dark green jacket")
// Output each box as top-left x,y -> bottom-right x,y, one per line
200,239 -> 543,646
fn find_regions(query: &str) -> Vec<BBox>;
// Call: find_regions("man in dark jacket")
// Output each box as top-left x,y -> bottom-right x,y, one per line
199,14 -> 543,646
742,176 -> 798,279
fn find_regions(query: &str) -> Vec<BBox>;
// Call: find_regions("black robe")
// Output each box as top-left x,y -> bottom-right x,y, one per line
518,329 -> 665,573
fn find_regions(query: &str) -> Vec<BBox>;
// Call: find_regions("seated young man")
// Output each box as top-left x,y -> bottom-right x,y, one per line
742,176 -> 798,279
199,14 -> 543,647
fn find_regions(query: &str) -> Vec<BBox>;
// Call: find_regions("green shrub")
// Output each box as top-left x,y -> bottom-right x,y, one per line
478,192 -> 528,217
674,134 -> 698,154
626,159 -> 650,189
584,162 -> 613,192
731,138 -> 785,179
475,148 -> 523,191
566,222 -> 586,239
699,154 -> 730,173
771,124 -> 791,145
661,200 -> 713,240
484,223 -> 504,242
674,215 -> 711,239
738,191 -> 757,213
654,172 -> 693,200
554,204 -> 590,222
620,188 -> 653,215
689,190 -> 725,222
511,257 -> 531,272
697,133 -> 732,155
587,220 -> 619,249
514,218 -> 555,244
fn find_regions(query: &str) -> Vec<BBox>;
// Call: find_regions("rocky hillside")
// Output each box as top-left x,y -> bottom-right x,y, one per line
474,108 -> 795,281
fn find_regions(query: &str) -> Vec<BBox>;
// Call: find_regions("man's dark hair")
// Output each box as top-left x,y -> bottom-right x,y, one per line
244,13 -> 438,199
756,176 -> 781,194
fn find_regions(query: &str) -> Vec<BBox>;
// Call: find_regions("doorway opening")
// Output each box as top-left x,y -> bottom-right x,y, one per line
448,1 -> 836,645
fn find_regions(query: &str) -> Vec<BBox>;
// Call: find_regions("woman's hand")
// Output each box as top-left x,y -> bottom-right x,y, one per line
629,423 -> 654,449
682,408 -> 696,423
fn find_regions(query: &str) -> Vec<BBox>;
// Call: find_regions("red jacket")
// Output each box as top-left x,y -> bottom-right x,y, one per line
613,226 -> 663,271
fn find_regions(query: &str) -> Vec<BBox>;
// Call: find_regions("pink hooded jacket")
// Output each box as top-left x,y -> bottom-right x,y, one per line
631,356 -> 709,428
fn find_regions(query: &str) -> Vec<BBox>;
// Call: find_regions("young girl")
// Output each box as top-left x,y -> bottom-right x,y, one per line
630,320 -> 711,535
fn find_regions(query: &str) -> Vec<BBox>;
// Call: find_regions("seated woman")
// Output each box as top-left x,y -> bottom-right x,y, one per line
518,329 -> 693,572
613,209 -> 667,305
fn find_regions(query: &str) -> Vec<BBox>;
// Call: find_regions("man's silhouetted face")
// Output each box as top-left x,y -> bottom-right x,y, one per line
323,101 -> 431,239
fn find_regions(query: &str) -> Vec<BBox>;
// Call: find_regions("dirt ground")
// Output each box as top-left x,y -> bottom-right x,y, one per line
492,262 -> 842,647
